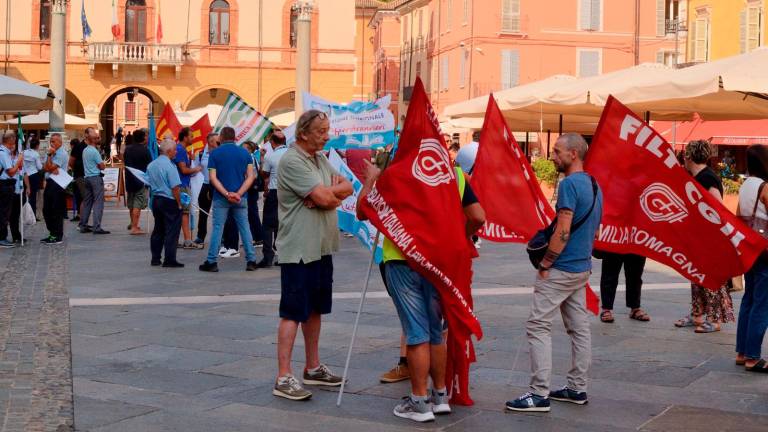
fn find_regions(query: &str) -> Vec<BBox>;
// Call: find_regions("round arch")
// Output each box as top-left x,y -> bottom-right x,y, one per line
33,82 -> 86,117
264,89 -> 296,118
183,85 -> 245,111
98,86 -> 166,146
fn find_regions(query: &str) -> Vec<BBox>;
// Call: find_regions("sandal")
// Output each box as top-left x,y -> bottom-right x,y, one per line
745,359 -> 768,373
694,322 -> 720,333
600,310 -> 614,323
629,309 -> 651,322
736,356 -> 746,366
674,316 -> 696,328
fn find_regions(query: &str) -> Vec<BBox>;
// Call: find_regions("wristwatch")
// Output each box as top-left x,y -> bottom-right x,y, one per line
538,263 -> 551,271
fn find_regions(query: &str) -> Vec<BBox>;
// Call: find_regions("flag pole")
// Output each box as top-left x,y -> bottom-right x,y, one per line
337,146 -> 395,407
336,230 -> 380,407
18,113 -> 24,246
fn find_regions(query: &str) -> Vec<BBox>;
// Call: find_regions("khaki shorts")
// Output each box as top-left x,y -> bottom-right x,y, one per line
127,188 -> 148,209
180,186 -> 191,214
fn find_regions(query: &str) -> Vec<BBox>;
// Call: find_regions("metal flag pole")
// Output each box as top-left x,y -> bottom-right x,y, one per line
336,230 -> 381,407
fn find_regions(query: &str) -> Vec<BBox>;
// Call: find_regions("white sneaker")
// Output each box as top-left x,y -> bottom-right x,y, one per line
218,247 -> 227,255
219,248 -> 240,258
474,238 -> 482,249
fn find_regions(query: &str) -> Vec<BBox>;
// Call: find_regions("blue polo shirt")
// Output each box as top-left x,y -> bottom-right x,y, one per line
207,141 -> 253,201
46,146 -> 69,179
552,172 -> 603,273
173,143 -> 192,188
82,145 -> 103,177
147,154 -> 181,200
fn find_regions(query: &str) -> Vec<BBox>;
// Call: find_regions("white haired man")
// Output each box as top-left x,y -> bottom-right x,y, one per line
146,139 -> 184,268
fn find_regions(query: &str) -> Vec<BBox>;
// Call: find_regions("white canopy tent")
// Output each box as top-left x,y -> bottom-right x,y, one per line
0,75 -> 54,114
2,110 -> 98,131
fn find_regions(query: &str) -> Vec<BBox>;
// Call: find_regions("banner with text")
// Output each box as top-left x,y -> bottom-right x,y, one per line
585,96 -> 768,290
302,93 -> 395,150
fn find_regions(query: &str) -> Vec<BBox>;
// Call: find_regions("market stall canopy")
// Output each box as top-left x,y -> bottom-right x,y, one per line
443,75 -> 576,119
2,110 -> 98,131
653,116 -> 768,146
0,75 -> 54,114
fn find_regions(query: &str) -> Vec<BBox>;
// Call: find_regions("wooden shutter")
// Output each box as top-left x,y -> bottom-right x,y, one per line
657,0 -> 666,36
502,0 -> 520,33
656,51 -> 665,64
748,6 -> 762,52
579,50 -> 599,77
441,56 -> 449,91
501,50 -> 519,89
741,9 -> 748,53
695,18 -> 708,61
591,0 -> 601,30
446,0 -> 452,30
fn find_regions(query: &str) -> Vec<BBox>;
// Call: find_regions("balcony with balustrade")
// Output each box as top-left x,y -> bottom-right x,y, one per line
87,42 -> 186,79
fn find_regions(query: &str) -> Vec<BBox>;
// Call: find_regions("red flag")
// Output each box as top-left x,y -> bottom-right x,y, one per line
358,77 -> 482,405
188,115 -> 212,158
156,0 -> 163,43
472,95 -> 600,314
586,96 -> 768,290
111,0 -> 120,39
156,102 -> 182,142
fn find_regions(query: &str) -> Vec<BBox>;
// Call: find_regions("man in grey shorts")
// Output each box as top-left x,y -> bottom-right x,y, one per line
506,133 -> 603,413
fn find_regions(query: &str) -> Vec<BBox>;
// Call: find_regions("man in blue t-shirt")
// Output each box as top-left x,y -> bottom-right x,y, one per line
173,127 -> 203,249
507,133 -> 602,414
79,127 -> 110,234
199,127 -> 258,272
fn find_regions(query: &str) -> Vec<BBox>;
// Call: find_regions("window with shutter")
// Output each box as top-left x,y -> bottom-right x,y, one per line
578,50 -> 600,77
460,51 -> 466,87
501,0 -> 520,33
580,0 -> 601,31
419,9 -> 423,38
657,0 -> 666,36
441,56 -> 449,91
463,0 -> 469,23
446,0 -> 452,31
694,18 -> 708,61
747,5 -> 762,52
741,9 -> 748,54
656,51 -> 665,64
500,49 -> 519,89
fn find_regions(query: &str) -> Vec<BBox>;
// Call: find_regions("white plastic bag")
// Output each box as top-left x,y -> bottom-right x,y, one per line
23,202 -> 36,226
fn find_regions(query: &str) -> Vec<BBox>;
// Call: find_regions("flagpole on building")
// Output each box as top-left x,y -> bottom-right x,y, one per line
336,231 -> 381,407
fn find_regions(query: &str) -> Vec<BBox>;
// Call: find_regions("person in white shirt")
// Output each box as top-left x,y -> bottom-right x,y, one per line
23,138 -> 43,218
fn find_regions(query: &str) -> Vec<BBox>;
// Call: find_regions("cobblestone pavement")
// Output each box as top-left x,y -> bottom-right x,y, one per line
4,208 -> 768,431
0,222 -> 74,432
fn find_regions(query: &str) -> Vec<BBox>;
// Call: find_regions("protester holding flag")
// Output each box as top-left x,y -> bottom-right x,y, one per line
147,139 -> 184,268
124,129 -> 152,235
258,129 -> 288,268
598,253 -> 650,323
41,133 -> 69,245
273,110 -> 352,401
173,128 -> 203,250
193,132 -> 219,246
507,133 -> 602,413
736,144 -> 768,372
673,140 -> 735,333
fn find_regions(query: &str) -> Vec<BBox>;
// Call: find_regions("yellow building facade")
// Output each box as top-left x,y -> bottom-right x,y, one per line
0,0 -> 365,138
687,0 -> 765,62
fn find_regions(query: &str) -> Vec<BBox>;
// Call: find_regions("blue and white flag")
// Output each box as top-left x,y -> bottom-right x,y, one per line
328,149 -> 383,263
81,0 -> 92,39
303,93 -> 395,151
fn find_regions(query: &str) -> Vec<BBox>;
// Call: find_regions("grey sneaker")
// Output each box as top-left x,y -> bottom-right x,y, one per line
303,364 -> 343,386
393,396 -> 435,422
273,374 -> 312,401
430,388 -> 451,414
0,240 -> 15,248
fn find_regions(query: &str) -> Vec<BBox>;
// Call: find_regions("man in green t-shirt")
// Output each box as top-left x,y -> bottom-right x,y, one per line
272,110 -> 353,401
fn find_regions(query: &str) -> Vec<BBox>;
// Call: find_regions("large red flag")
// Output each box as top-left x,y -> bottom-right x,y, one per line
586,96 -> 768,290
188,114 -> 212,158
156,102 -> 182,142
472,95 -> 600,314
358,77 -> 481,405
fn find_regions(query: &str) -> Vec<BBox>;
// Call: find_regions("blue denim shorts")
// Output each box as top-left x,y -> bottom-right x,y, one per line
384,261 -> 443,346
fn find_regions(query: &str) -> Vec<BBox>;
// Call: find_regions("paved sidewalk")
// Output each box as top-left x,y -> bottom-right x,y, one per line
3,208 -> 768,431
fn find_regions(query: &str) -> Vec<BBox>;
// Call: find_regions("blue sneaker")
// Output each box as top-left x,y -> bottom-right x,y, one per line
505,392 -> 550,412
549,386 -> 588,405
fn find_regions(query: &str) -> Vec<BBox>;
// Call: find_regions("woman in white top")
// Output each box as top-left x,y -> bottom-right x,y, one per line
23,138 -> 43,217
736,144 -> 768,372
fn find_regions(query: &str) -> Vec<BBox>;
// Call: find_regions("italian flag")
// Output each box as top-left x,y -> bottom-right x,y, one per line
111,0 -> 120,39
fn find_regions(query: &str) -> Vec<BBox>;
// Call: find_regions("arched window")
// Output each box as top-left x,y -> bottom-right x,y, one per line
209,0 -> 230,45
39,1 -> 52,40
125,0 -> 147,42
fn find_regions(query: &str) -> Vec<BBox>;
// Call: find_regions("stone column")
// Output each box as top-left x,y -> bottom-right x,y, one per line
294,1 -> 313,116
49,0 -> 67,133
